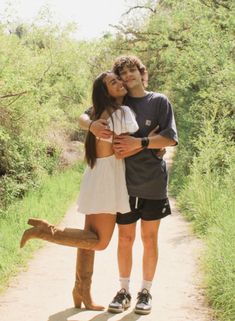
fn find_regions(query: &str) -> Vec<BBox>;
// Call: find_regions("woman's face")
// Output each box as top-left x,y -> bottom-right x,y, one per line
104,73 -> 127,99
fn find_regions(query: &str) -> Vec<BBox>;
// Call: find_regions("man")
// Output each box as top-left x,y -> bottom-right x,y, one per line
77,55 -> 178,314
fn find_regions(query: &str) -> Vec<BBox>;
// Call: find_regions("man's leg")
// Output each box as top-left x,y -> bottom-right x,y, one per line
141,219 -> 161,282
108,222 -> 136,313
134,219 -> 161,315
118,222 -> 136,280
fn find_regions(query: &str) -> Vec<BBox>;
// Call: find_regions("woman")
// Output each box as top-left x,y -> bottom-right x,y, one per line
20,71 -> 139,309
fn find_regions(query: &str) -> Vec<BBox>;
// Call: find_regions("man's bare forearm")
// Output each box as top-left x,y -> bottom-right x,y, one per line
148,134 -> 176,148
78,113 -> 112,139
131,135 -> 176,149
113,134 -> 176,155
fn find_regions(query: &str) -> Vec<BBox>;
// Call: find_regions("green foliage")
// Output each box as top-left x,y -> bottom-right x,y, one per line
84,36 -> 126,80
178,127 -> 235,233
177,129 -> 235,321
0,21 -> 93,209
204,208 -> 235,321
0,161 -> 84,291
0,1 -> 234,319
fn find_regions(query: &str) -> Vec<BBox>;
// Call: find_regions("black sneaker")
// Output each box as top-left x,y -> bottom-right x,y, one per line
108,288 -> 131,313
134,288 -> 152,315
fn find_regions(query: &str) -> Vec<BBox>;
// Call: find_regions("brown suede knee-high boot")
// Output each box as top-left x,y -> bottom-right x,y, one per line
20,218 -> 98,250
72,248 -> 104,310
20,219 -> 104,310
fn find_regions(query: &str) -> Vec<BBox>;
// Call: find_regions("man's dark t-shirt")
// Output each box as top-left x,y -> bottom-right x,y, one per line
123,92 -> 178,200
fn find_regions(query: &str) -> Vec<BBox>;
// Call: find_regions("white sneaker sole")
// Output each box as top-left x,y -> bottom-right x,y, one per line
134,308 -> 151,315
108,303 -> 130,314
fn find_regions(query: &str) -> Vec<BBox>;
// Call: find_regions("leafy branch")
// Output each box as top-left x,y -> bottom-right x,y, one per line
0,91 -> 27,99
122,5 -> 157,16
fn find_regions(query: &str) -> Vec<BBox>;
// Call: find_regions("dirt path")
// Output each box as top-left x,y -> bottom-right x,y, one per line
0,150 -> 215,321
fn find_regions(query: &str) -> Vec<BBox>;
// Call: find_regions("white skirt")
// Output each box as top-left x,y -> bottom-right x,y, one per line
77,155 -> 130,215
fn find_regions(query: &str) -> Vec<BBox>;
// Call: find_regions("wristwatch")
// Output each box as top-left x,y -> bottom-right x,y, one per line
141,137 -> 149,149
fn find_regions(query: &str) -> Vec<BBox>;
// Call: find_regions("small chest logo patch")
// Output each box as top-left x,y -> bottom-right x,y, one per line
145,120 -> 152,126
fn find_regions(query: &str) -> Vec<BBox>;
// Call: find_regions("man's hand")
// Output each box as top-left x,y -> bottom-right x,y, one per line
90,119 -> 112,139
154,148 -> 166,158
148,125 -> 166,158
148,125 -> 160,137
113,134 -> 141,154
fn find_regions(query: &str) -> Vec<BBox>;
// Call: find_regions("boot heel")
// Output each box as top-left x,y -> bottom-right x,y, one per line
73,249 -> 105,311
82,299 -> 105,311
72,287 -> 82,308
72,285 -> 104,310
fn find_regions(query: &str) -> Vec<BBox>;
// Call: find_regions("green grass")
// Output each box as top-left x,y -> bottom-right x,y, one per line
205,215 -> 235,321
0,161 -> 85,292
171,152 -> 235,321
203,174 -> 235,321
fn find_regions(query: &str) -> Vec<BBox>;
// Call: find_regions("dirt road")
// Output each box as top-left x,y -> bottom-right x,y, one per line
0,150 -> 215,321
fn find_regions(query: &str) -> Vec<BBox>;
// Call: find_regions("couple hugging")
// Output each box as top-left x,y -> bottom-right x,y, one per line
20,55 -> 178,315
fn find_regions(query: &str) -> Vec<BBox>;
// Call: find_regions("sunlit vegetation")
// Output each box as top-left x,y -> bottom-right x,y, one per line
0,1 -> 234,319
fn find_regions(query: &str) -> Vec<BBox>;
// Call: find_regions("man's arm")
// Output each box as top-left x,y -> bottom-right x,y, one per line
113,134 -> 176,154
113,94 -> 178,153
148,135 -> 177,149
78,112 -> 112,139
78,113 -> 92,130
113,127 -> 168,157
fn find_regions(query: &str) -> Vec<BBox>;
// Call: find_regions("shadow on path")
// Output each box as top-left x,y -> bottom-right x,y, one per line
48,308 -> 142,321
88,310 -> 141,321
48,307 -> 78,321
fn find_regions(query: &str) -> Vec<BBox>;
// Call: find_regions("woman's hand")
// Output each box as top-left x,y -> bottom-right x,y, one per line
113,134 -> 141,154
90,119 -> 112,139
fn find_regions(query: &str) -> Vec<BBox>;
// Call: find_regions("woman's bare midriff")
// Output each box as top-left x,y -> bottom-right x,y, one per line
96,139 -> 114,158
95,109 -> 115,158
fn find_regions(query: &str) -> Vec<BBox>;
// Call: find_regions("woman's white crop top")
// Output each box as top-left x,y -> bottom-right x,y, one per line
98,105 -> 139,143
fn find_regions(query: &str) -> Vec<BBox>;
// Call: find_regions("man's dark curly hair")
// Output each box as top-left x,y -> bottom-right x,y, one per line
112,55 -> 146,76
112,55 -> 148,87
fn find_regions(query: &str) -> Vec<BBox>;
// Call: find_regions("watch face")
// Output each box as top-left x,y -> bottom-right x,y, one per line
141,137 -> 149,148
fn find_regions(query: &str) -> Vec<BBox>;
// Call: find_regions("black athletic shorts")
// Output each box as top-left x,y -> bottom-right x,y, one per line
116,197 -> 171,225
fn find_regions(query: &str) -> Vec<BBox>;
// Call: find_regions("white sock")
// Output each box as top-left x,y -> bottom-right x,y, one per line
119,277 -> 130,293
141,280 -> 152,292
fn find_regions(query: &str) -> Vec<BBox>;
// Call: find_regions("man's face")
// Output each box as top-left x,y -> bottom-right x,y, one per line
119,65 -> 143,90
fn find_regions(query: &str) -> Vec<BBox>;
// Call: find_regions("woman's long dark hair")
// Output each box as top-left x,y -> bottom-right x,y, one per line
85,71 -> 120,168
